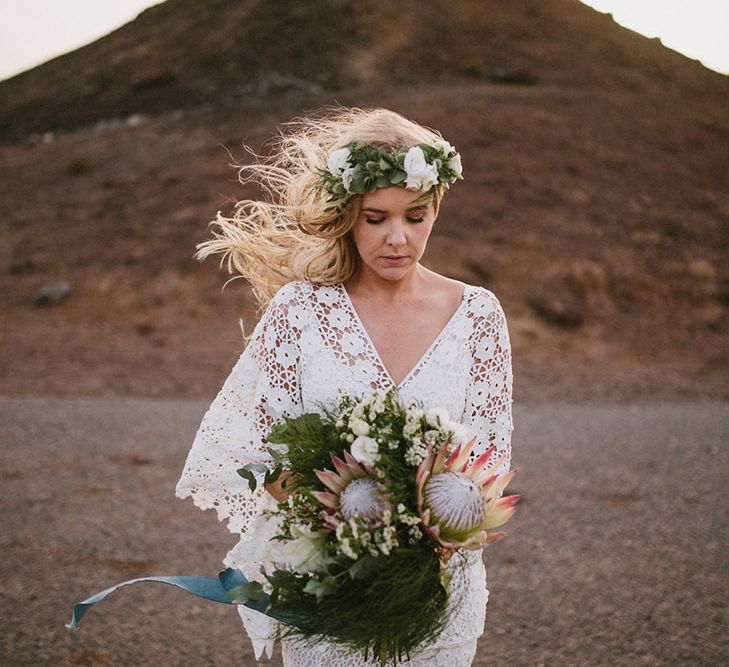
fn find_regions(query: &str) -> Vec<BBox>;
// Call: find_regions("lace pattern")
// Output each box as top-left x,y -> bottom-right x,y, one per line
282,634 -> 479,667
175,279 -> 514,663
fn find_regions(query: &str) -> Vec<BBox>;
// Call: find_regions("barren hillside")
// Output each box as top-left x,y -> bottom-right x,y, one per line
1,0 -> 727,400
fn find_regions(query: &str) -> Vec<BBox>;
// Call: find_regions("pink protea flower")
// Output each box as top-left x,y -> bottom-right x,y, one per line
311,449 -> 393,532
416,437 -> 519,550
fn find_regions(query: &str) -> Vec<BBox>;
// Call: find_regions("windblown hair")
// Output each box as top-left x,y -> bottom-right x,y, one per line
194,105 -> 451,319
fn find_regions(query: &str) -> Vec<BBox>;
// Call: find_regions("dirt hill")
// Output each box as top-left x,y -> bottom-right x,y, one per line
1,0 -> 727,401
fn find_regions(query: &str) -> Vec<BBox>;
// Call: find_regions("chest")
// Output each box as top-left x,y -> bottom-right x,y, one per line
347,299 -> 459,387
297,283 -> 474,420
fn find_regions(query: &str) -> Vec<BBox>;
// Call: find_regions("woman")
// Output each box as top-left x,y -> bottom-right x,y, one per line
175,106 -> 514,666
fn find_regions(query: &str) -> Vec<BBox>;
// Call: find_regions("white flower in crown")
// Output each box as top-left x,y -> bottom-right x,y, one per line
403,146 -> 439,191
447,152 -> 463,178
327,147 -> 351,176
432,138 -> 454,156
341,166 -> 356,190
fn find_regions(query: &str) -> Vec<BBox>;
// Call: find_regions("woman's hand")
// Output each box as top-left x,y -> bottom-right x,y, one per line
439,546 -> 457,564
265,469 -> 295,503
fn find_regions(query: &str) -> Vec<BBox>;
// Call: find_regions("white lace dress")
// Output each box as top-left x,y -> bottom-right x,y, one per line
175,279 -> 514,666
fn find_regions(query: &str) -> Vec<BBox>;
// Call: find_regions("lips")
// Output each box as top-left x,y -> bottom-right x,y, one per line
383,255 -> 407,259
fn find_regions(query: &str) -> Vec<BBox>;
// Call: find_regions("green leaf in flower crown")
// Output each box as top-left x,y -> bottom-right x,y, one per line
375,174 -> 390,188
378,158 -> 392,171
419,143 -> 438,160
390,169 -> 407,184
349,179 -> 366,195
226,581 -> 266,604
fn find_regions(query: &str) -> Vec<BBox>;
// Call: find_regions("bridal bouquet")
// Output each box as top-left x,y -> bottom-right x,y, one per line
236,387 -> 519,665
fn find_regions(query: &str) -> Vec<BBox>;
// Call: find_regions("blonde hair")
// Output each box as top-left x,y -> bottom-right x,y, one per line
195,105 -> 452,319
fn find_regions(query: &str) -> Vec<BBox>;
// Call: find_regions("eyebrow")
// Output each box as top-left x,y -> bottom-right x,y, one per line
363,206 -> 427,213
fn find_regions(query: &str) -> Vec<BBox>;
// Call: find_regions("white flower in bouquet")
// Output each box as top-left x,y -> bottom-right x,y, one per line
406,404 -> 424,419
349,417 -> 370,436
425,407 -> 449,428
447,421 -> 468,446
350,435 -> 380,466
403,419 -> 418,437
423,429 -> 441,445
271,524 -> 328,574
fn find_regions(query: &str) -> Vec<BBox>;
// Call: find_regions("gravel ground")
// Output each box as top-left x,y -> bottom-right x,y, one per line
1,396 -> 727,666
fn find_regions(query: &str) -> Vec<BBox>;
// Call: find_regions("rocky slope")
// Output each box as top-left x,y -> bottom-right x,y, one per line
1,0 -> 727,400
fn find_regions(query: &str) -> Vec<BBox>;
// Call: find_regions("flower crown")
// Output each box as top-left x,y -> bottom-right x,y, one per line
313,138 -> 463,211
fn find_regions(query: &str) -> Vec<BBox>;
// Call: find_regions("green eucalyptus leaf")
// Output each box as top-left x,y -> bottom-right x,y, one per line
266,568 -> 300,590
237,467 -> 257,491
237,463 -> 270,491
266,446 -> 284,461
264,462 -> 283,485
390,170 -> 407,184
350,180 -> 366,195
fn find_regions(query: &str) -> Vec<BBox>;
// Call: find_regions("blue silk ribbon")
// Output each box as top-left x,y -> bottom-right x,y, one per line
66,567 -> 274,630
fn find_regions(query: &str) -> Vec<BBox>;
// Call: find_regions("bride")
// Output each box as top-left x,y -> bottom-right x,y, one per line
175,105 -> 514,666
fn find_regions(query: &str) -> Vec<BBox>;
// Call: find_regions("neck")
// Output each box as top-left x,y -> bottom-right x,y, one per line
344,263 -> 433,302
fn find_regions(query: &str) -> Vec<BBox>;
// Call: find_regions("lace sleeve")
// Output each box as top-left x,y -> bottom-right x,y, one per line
175,281 -> 303,534
461,289 -> 514,475
174,282 -> 303,661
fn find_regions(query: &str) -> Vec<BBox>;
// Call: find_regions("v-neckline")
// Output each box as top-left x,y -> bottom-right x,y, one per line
337,282 -> 470,391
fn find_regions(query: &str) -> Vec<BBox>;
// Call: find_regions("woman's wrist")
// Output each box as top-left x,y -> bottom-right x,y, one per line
265,469 -> 293,502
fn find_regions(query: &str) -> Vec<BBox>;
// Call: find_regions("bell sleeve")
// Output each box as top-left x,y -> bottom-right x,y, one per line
174,281 -> 303,660
461,289 -> 514,476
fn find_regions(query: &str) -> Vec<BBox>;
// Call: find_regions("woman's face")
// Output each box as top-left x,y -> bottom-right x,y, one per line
350,186 -> 438,282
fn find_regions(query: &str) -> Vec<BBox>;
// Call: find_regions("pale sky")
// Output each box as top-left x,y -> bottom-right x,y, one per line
1,0 -> 727,82
580,0 -> 729,74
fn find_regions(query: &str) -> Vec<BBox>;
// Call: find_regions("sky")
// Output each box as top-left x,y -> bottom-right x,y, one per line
1,0 -> 728,82
579,0 -> 729,74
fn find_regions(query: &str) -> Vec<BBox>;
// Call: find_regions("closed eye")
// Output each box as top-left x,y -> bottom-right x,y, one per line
365,216 -> 425,224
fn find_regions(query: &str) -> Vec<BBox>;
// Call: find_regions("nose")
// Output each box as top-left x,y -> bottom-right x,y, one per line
386,218 -> 407,247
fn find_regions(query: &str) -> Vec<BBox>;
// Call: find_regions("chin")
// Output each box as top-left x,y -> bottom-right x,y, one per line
376,266 -> 412,280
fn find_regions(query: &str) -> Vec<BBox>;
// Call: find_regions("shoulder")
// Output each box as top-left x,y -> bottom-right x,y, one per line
463,285 -> 510,346
466,285 -> 507,319
259,280 -> 314,335
269,279 -> 308,306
